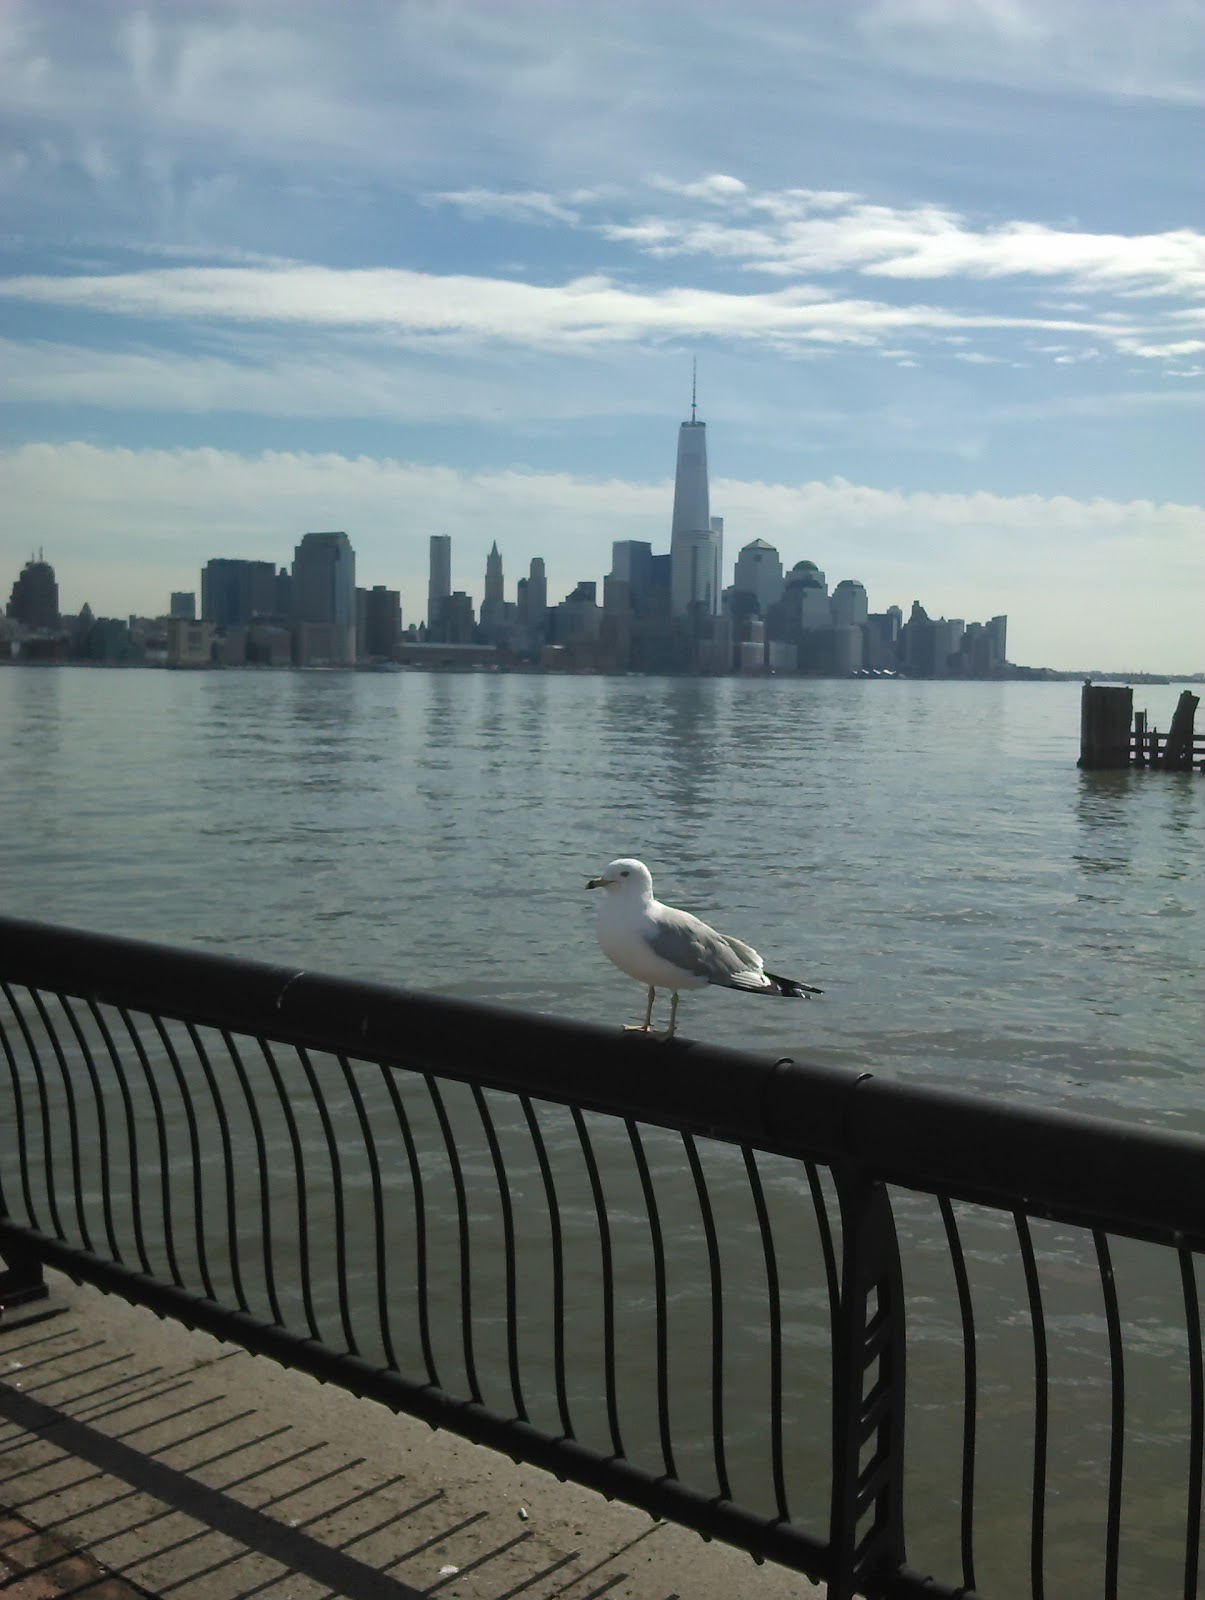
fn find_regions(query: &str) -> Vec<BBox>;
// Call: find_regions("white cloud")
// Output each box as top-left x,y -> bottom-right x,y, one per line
595,190 -> 1205,298
2,441 -> 1200,671
0,262 -> 1140,354
429,188 -> 582,225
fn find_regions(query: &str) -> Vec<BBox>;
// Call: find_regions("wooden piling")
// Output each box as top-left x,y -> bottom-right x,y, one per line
1078,684 -> 1134,769
1162,690 -> 1200,770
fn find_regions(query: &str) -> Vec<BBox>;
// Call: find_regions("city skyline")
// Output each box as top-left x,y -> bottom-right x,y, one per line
0,2 -> 1201,672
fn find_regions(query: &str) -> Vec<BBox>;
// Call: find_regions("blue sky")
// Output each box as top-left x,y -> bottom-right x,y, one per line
1,0 -> 1202,670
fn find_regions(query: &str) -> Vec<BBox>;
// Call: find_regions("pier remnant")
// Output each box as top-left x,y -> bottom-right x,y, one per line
1162,690 -> 1200,770
1078,684 -> 1133,769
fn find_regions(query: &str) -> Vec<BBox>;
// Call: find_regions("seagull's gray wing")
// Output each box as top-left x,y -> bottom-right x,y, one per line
645,907 -> 772,991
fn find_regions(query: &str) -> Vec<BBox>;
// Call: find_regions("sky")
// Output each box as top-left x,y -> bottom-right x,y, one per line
0,0 -> 1202,672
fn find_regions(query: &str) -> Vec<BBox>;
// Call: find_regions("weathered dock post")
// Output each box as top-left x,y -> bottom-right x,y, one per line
1162,689 -> 1200,770
1078,683 -> 1133,769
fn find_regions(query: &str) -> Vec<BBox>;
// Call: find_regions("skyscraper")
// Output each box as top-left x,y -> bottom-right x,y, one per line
201,558 -> 277,625
732,539 -> 784,616
6,553 -> 59,630
479,540 -> 507,640
484,541 -> 503,606
669,368 -> 721,617
428,535 -> 451,632
526,557 -> 548,634
291,531 -> 356,664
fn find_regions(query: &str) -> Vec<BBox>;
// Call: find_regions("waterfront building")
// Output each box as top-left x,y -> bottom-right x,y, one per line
165,618 -> 215,667
669,372 -> 721,618
479,541 -> 507,641
443,591 -> 476,645
526,557 -> 548,634
608,540 -> 656,617
731,539 -> 784,616
865,608 -> 903,672
555,581 -> 602,644
201,559 -> 277,626
428,535 -> 452,632
170,592 -> 196,620
831,579 -> 869,628
363,586 -> 402,659
291,531 -> 356,665
7,553 -> 59,631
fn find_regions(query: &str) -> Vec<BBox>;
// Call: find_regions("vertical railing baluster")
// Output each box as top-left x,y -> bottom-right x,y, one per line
151,1013 -> 217,1302
0,987 -> 40,1228
55,995 -> 121,1263
627,1120 -> 676,1480
1181,1248 -> 1203,1600
472,1085 -> 527,1423
522,1095 -> 572,1441
256,1039 -> 322,1341
683,1131 -> 730,1502
222,1031 -> 285,1327
572,1105 -> 624,1461
828,1162 -> 906,1600
1016,1210 -> 1049,1600
27,988 -> 91,1250
378,1064 -> 438,1388
184,1021 -> 249,1316
745,1146 -> 789,1524
427,1074 -> 481,1404
295,1045 -> 357,1356
938,1195 -> 978,1595
1094,1229 -> 1124,1600
117,1008 -> 183,1287
85,1000 -> 152,1276
336,1053 -> 397,1370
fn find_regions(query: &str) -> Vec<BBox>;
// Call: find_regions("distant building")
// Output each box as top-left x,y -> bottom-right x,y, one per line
479,541 -> 507,640
165,618 -> 215,667
201,559 -> 277,626
526,557 -> 548,634
428,535 -> 452,633
555,581 -> 602,644
363,586 -> 402,658
170,591 -> 196,620
291,531 -> 356,664
731,539 -> 784,616
831,579 -> 869,628
7,553 -> 59,631
669,371 -> 721,617
442,590 -> 476,645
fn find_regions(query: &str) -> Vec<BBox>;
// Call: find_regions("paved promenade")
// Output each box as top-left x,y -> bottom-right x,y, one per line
0,1275 -> 823,1600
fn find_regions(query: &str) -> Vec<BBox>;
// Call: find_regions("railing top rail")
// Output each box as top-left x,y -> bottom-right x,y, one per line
3,913 -> 1203,1250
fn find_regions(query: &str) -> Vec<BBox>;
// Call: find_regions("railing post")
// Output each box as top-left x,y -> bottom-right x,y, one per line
0,1230 -> 49,1314
828,1161 -> 907,1600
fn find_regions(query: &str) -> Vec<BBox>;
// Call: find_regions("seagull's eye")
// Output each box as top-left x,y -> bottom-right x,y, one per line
620,870 -> 630,878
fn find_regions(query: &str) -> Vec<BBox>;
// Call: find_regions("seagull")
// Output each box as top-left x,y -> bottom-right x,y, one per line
585,857 -> 821,1038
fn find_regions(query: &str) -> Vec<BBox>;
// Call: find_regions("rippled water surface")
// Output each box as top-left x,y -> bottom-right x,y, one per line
2,666 -> 1200,1124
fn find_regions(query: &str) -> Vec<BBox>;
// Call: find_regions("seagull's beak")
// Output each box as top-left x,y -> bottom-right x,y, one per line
586,875 -> 607,890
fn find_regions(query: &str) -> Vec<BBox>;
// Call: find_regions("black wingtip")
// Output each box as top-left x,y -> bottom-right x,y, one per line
767,972 -> 823,998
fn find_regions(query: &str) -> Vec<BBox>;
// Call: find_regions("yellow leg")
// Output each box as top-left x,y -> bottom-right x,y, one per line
623,985 -> 656,1033
666,991 -> 679,1038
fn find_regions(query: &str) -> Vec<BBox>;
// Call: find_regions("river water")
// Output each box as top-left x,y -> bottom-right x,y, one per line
2,666 -> 1200,1123
1,666 -> 1202,1595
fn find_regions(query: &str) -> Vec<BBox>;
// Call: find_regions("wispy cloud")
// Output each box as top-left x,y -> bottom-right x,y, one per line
0,262 -> 1150,355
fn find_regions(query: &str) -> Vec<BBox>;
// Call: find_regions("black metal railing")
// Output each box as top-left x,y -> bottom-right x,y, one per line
1,916 -> 1202,1599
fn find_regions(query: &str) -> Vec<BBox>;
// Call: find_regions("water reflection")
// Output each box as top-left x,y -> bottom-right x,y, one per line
1072,771 -> 1135,877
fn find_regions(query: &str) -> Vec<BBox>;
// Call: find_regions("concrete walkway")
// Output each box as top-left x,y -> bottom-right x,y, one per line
0,1275 -> 825,1599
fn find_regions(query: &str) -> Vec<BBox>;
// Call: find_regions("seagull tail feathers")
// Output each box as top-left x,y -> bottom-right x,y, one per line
765,971 -> 823,998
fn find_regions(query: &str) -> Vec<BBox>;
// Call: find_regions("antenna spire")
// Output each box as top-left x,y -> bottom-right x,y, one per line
691,358 -> 697,424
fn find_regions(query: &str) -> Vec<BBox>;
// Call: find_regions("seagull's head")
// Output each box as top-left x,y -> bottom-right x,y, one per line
586,858 -> 653,897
